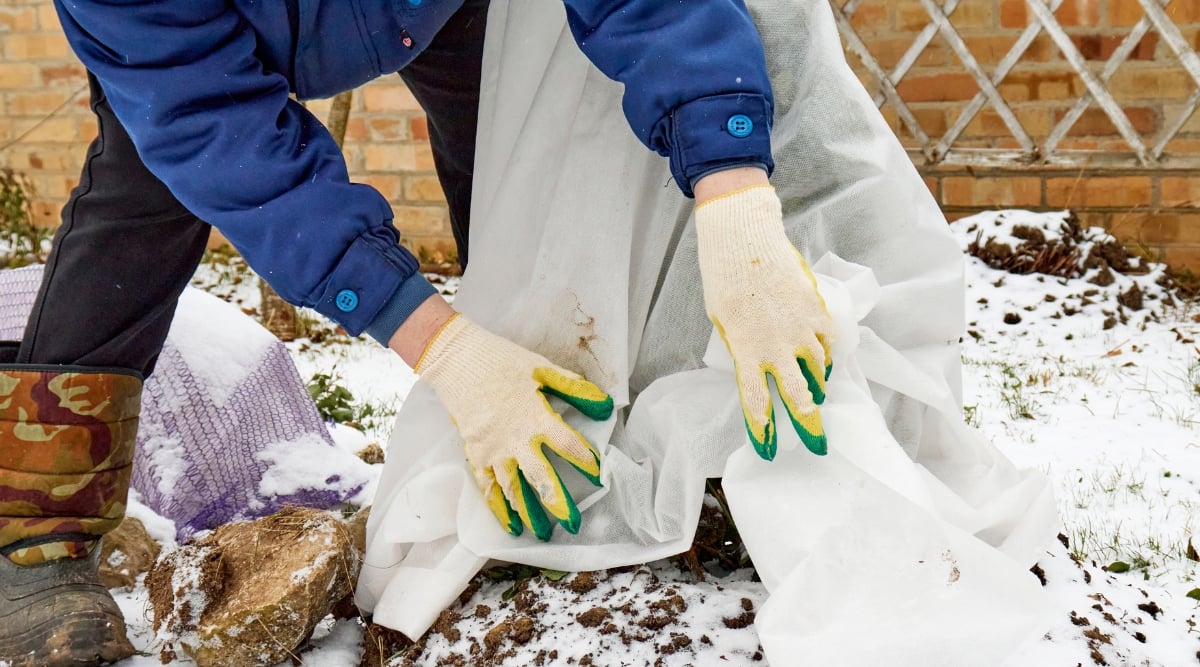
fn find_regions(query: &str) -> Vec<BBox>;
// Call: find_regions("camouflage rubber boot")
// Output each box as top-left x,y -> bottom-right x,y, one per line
0,366 -> 142,666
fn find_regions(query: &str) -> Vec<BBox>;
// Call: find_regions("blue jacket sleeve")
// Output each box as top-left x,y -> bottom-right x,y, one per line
52,0 -> 431,337
562,0 -> 775,197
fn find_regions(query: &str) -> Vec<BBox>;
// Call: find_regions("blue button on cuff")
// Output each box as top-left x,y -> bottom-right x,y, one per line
726,114 -> 754,138
363,274 -> 439,346
667,93 -> 774,198
335,289 -> 359,313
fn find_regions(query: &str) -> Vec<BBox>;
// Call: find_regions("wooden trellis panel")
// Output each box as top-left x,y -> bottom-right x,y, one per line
832,0 -> 1200,170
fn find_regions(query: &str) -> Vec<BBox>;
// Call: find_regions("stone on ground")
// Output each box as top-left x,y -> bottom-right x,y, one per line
146,507 -> 360,666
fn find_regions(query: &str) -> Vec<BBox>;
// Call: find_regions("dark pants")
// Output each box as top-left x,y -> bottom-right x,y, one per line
14,0 -> 488,378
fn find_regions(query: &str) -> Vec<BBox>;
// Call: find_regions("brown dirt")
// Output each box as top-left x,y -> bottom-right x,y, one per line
576,607 -> 611,628
99,517 -> 161,589
360,622 -> 414,667
965,211 -> 1154,282
355,443 -> 386,464
568,571 -> 597,594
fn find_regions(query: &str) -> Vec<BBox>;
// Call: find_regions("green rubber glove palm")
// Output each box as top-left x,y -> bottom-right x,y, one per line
415,313 -> 613,541
695,185 -> 835,460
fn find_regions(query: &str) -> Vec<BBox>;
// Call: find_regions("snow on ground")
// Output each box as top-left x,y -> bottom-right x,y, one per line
99,210 -> 1200,665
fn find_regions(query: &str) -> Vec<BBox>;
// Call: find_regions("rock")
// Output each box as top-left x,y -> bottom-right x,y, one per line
147,543 -> 224,663
99,517 -> 161,589
147,507 -> 360,667
346,505 -> 371,558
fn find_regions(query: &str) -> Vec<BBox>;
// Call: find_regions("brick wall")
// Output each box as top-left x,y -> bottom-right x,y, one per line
1,0 -> 1198,268
844,0 -> 1200,268
0,1 -> 453,261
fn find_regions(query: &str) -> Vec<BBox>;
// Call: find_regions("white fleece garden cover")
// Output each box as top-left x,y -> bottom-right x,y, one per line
359,1 -> 1060,663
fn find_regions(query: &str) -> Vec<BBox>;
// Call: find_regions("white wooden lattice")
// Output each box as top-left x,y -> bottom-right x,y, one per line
832,0 -> 1200,169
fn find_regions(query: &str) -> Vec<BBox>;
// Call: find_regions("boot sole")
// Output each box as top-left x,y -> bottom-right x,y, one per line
0,608 -> 135,666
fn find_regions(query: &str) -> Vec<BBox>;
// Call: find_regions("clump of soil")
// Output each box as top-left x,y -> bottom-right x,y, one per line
965,212 -> 1151,282
964,209 -> 1200,310
577,607 -> 612,628
99,517 -> 161,589
361,622 -> 414,667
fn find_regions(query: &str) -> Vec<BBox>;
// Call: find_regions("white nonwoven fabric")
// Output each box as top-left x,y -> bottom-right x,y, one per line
357,1 -> 1061,663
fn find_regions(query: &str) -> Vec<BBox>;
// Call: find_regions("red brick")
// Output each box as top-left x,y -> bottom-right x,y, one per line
35,3 -> 60,30
1055,107 -> 1158,137
896,2 -> 993,33
1160,177 -> 1200,208
897,73 -> 980,102
0,62 -> 38,89
965,108 -> 1051,138
999,71 -> 1084,102
1157,246 -> 1200,271
849,0 -> 889,33
342,117 -> 367,143
860,37 -> 947,70
961,35 -> 1021,66
415,143 -> 435,171
1046,176 -> 1153,208
999,0 -> 1027,28
1115,213 -> 1200,245
911,107 -> 948,136
14,116 -> 74,142
1167,2 -> 1200,23
1108,69 -> 1195,101
38,62 -> 85,87
362,85 -> 421,112
408,115 -> 429,141
392,205 -> 450,235
943,176 -> 1043,207
1002,0 -> 1099,28
922,176 -> 938,200
947,2 -> 995,30
1163,138 -> 1200,154
403,174 -> 446,203
1071,33 -> 1158,62
359,174 -> 403,201
2,32 -> 70,59
5,89 -> 73,115
366,117 -> 408,141
0,6 -> 36,31
363,144 -> 416,171
1128,1 -> 1200,26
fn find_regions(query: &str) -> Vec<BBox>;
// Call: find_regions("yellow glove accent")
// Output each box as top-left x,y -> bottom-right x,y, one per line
696,185 -> 835,460
416,314 -> 613,540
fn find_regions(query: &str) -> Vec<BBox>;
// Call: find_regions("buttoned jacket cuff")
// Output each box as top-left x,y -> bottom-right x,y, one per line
310,233 -> 420,336
669,93 -> 775,198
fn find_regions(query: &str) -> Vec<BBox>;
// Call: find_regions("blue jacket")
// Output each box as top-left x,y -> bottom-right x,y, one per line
54,0 -> 775,341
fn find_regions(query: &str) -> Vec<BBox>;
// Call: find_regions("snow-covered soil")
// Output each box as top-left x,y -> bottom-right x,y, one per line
103,210 -> 1200,665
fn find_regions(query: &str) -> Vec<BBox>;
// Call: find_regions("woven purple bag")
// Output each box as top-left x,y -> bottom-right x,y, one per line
0,265 -> 371,541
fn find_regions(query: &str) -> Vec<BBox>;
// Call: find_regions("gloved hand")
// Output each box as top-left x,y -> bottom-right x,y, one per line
415,313 -> 613,541
695,184 -> 834,460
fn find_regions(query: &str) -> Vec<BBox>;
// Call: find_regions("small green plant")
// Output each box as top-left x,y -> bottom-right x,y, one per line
962,403 -> 981,428
999,364 -> 1036,420
0,169 -> 51,268
307,372 -> 378,430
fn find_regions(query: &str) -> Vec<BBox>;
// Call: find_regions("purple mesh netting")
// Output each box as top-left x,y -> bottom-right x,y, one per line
0,265 -> 368,541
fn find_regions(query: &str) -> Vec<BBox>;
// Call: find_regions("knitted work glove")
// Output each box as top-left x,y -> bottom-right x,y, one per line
696,185 -> 834,460
416,314 -> 613,541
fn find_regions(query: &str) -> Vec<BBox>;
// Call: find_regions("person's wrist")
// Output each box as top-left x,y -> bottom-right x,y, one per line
693,166 -> 770,205
387,294 -> 457,368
